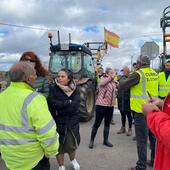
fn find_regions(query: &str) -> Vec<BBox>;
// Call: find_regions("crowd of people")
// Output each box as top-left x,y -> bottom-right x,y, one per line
1,51 -> 170,170
92,55 -> 170,170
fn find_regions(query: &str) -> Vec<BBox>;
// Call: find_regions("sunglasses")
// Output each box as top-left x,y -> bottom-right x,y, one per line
23,59 -> 35,63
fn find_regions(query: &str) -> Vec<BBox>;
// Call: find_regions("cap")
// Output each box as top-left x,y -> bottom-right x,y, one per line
137,55 -> 150,65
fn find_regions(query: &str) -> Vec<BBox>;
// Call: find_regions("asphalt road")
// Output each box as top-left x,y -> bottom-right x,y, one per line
0,109 -> 153,170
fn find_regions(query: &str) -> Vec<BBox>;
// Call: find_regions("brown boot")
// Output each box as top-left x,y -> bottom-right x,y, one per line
126,128 -> 132,136
117,127 -> 126,134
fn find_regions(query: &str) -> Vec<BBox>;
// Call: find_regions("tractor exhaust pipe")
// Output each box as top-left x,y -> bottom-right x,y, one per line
69,33 -> 71,44
57,30 -> 61,46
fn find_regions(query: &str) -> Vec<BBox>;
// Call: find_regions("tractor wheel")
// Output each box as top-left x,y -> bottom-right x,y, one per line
78,81 -> 95,121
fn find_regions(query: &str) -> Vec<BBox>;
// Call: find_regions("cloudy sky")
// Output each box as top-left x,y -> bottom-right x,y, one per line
0,0 -> 170,71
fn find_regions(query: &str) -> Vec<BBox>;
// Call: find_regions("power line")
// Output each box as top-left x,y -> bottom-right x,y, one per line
0,21 -> 163,38
0,22 -> 58,31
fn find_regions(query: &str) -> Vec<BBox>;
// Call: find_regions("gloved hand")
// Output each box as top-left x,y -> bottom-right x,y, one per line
63,100 -> 72,106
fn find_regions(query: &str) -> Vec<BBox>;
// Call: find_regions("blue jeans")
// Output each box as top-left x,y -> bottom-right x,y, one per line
134,112 -> 148,170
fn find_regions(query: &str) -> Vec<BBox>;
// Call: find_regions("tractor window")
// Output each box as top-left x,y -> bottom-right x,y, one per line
49,52 -> 81,73
69,52 -> 81,73
83,54 -> 95,73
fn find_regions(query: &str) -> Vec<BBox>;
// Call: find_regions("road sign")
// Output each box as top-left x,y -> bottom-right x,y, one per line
141,41 -> 159,59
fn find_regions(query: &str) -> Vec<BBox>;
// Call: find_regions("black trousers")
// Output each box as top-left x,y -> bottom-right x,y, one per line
32,156 -> 50,170
120,110 -> 132,128
93,105 -> 113,128
148,130 -> 156,162
134,113 -> 148,170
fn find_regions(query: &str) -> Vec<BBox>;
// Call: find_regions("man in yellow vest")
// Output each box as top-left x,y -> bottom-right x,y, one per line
0,61 -> 59,170
119,55 -> 158,170
158,59 -> 170,99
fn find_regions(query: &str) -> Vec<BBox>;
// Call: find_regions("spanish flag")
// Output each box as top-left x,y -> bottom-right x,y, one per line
104,28 -> 120,48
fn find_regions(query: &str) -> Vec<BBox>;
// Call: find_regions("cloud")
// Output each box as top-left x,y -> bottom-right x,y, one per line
0,0 -> 170,71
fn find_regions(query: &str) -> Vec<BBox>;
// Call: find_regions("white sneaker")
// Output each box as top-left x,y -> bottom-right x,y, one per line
58,165 -> 65,170
71,159 -> 80,170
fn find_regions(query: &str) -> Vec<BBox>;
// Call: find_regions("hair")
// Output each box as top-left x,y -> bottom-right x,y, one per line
137,55 -> 150,66
165,59 -> 170,64
57,68 -> 73,85
133,62 -> 137,66
9,61 -> 35,82
20,51 -> 48,77
105,67 -> 113,74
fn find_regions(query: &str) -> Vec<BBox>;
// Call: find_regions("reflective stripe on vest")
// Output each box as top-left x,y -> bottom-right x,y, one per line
0,92 -> 56,145
131,70 -> 156,99
0,92 -> 39,133
0,138 -> 37,145
21,92 -> 38,129
130,68 -> 158,113
37,119 -> 55,135
43,133 -> 58,145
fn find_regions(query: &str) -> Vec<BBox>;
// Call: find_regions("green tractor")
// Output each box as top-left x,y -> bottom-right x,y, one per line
160,5 -> 170,70
48,32 -> 95,121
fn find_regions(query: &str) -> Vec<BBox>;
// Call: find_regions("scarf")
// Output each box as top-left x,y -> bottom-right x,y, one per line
55,79 -> 76,97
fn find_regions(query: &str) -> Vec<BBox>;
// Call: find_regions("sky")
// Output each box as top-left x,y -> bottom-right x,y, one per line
0,0 -> 170,71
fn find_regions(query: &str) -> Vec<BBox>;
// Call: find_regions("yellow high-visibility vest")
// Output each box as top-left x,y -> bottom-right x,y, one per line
0,82 -> 59,170
158,72 -> 170,98
130,68 -> 158,113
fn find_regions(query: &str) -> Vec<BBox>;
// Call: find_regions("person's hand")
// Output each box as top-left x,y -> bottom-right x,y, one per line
142,103 -> 159,116
123,66 -> 130,76
149,97 -> 163,109
107,70 -> 115,79
109,73 -> 115,79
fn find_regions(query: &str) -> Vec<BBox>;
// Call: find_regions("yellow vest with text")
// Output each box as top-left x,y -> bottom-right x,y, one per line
0,82 -> 59,170
130,68 -> 158,113
158,72 -> 170,98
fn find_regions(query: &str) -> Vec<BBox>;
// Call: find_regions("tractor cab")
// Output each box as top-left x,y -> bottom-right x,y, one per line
49,43 -> 95,81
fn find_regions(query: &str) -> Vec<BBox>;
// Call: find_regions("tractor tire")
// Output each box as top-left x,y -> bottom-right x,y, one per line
78,81 -> 95,121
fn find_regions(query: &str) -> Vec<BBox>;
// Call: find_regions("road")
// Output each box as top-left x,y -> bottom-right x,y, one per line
0,109 -> 153,170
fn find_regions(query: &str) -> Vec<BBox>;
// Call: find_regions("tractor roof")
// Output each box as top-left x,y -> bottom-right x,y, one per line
50,43 -> 92,56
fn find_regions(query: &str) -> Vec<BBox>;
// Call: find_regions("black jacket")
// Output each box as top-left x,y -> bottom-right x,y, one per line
117,75 -> 131,112
47,84 -> 80,144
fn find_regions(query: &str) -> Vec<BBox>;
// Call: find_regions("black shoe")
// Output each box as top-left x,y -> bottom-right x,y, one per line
103,141 -> 113,147
88,140 -> 94,149
103,126 -> 113,147
89,127 -> 97,149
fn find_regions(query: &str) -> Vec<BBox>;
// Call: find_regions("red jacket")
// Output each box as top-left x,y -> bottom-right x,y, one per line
147,94 -> 170,170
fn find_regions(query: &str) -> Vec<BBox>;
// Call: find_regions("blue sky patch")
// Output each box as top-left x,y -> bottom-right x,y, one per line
83,26 -> 99,33
0,29 -> 10,37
